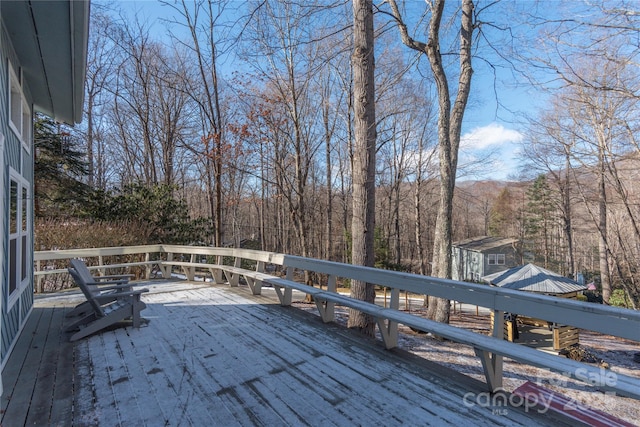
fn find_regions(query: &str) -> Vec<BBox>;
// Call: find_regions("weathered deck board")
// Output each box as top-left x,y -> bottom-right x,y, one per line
24,305 -> 68,425
2,281 -> 574,426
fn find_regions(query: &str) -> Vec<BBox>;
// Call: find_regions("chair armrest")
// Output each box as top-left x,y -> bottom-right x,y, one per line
86,279 -> 130,287
92,283 -> 135,292
93,288 -> 149,301
94,274 -> 135,281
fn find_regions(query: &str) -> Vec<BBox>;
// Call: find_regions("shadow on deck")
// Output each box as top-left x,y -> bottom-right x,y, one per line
1,281 -> 573,426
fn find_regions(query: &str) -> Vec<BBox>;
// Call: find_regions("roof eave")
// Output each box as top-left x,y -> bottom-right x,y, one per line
2,0 -> 90,125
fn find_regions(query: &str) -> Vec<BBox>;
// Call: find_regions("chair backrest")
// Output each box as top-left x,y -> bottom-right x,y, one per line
69,258 -> 100,292
68,267 -> 105,317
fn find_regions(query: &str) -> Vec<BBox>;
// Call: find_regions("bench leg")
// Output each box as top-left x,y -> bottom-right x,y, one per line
245,277 -> 262,295
249,261 -> 265,295
223,270 -> 240,287
475,348 -> 503,392
209,268 -> 223,284
161,265 -> 171,279
273,285 -> 292,306
376,318 -> 398,349
180,266 -> 195,281
314,298 -> 335,322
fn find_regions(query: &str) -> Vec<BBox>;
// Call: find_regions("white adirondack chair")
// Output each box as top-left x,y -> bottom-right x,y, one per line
66,267 -> 148,342
66,258 -> 134,317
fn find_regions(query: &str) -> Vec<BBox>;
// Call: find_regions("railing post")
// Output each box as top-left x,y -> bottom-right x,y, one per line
98,255 -> 104,276
377,287 -> 399,349
322,274 -> 337,322
144,252 -> 151,279
225,256 -> 242,287
210,255 -> 223,284
276,266 -> 293,305
250,261 -> 264,295
164,252 -> 173,279
183,252 -> 196,281
35,260 -> 42,293
483,309 -> 504,391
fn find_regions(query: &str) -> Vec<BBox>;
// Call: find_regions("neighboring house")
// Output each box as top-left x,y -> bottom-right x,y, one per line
452,236 -> 520,282
0,1 -> 89,394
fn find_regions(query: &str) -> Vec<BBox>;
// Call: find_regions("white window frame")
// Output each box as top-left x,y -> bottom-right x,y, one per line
7,168 -> 30,309
487,253 -> 506,266
8,63 -> 32,154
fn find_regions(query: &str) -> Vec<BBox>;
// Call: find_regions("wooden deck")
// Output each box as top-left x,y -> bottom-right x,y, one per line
1,281 -> 574,426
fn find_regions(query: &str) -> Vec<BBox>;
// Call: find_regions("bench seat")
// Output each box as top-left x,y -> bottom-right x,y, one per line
258,276 -> 640,400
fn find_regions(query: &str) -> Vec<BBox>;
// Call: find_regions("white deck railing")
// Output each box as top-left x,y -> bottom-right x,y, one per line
34,244 -> 640,342
34,244 -> 640,399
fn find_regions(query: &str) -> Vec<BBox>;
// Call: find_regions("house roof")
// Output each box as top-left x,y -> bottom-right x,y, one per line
453,236 -> 518,252
1,0 -> 90,124
481,263 -> 587,294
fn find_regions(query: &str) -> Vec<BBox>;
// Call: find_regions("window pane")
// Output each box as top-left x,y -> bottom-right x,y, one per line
10,180 -> 18,234
9,238 -> 17,294
22,235 -> 28,281
22,103 -> 31,146
22,186 -> 28,231
10,74 -> 21,132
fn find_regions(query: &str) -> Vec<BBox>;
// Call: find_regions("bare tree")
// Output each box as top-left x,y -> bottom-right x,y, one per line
83,8 -> 120,189
385,0 -> 475,324
165,0 -> 232,246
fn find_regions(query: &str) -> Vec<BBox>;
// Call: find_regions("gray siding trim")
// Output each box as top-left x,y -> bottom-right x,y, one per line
0,17 -> 35,368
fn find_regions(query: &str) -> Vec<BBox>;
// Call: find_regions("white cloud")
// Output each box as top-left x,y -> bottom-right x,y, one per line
460,122 -> 523,150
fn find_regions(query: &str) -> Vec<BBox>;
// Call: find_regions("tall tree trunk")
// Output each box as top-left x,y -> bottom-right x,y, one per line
387,0 -> 474,323
414,177 -> 426,276
349,0 -> 377,336
597,141 -> 611,303
173,0 -> 225,246
394,182 -> 401,265
563,150 -> 575,278
325,107 -> 333,260
260,142 -> 267,251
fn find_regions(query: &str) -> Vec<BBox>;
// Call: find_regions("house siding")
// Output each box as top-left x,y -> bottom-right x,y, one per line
483,246 -> 519,277
0,21 -> 35,368
452,239 -> 520,282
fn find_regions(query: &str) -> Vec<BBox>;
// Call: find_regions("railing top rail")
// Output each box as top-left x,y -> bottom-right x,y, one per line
280,254 -> 640,341
34,245 -> 165,260
159,245 -> 287,264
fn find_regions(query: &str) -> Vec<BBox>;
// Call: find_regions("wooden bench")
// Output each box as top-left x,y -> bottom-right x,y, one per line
255,275 -> 640,401
513,381 -> 636,427
34,261 -> 161,280
158,260 -> 276,297
88,261 -> 161,279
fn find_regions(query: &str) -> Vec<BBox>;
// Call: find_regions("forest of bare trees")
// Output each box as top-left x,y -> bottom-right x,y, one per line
42,1 -> 640,312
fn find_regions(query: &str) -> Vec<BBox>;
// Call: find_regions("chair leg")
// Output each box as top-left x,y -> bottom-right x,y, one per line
66,301 -> 92,317
132,295 -> 141,328
66,312 -> 98,332
69,305 -> 131,341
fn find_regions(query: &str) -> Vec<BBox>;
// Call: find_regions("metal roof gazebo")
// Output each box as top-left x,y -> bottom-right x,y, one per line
482,263 -> 587,351
482,263 -> 587,296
